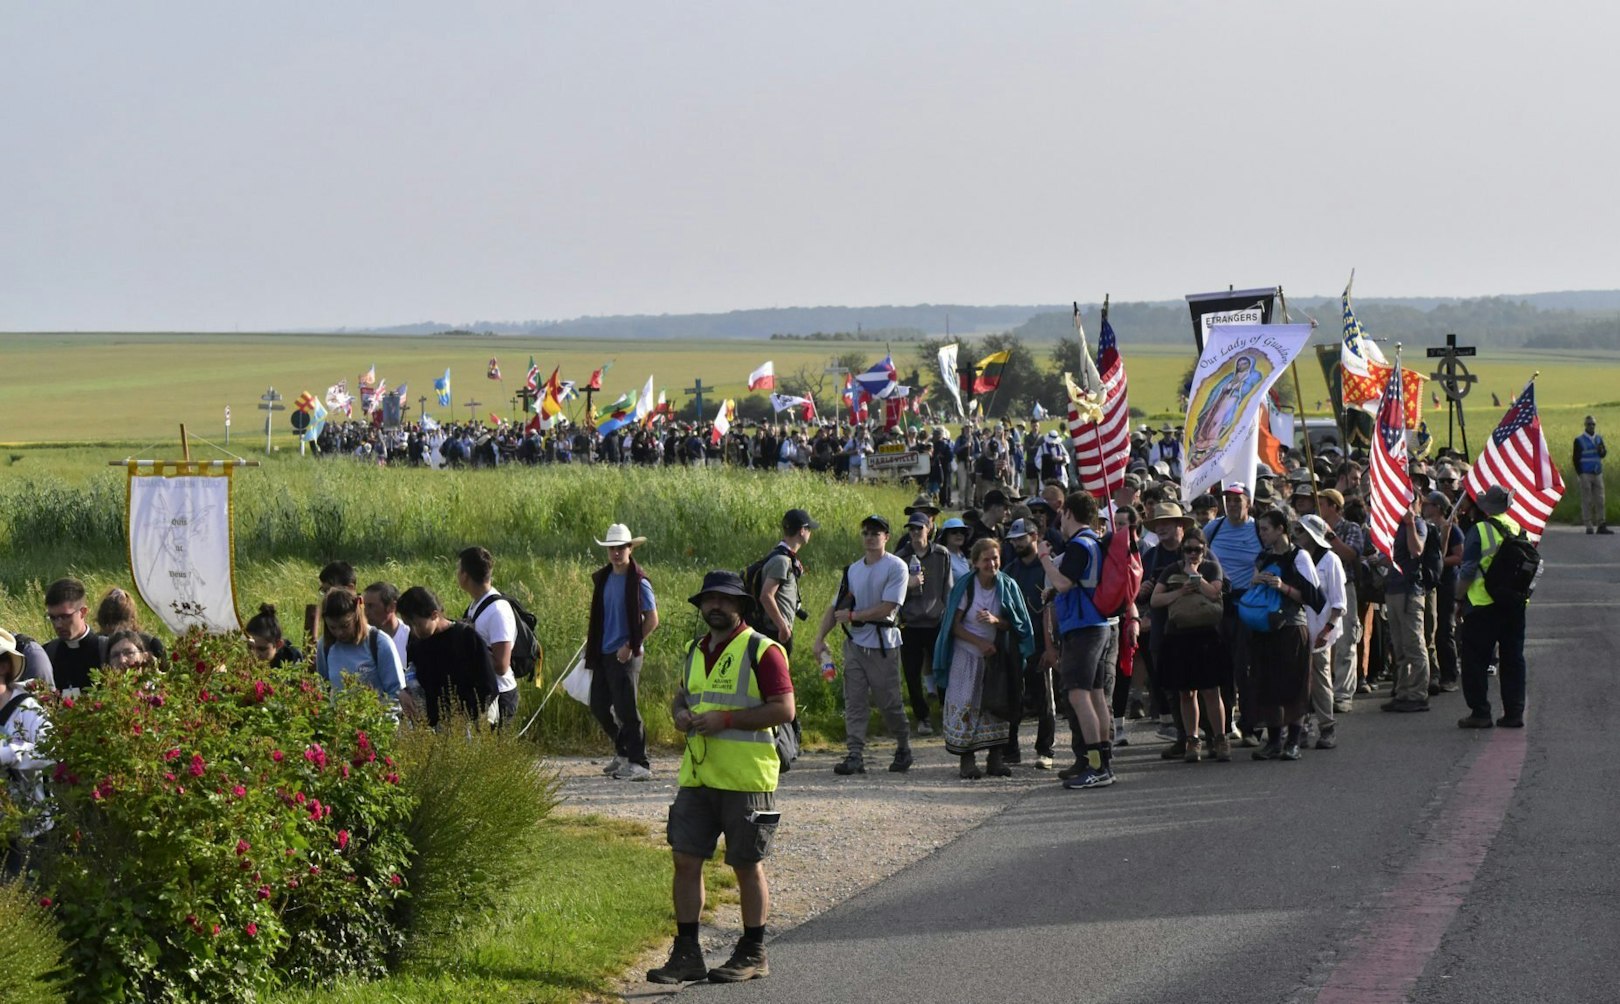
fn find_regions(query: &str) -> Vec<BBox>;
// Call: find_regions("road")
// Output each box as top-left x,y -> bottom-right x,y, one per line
661,525 -> 1618,1004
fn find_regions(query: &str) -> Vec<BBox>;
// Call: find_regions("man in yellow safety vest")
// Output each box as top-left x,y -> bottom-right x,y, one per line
1455,486 -> 1529,729
647,570 -> 796,986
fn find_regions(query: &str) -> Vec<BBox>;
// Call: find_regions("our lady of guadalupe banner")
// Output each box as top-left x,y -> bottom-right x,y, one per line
127,462 -> 243,634
1180,323 -> 1313,496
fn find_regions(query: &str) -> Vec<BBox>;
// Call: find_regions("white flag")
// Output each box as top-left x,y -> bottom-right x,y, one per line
938,343 -> 964,419
1181,323 -> 1313,496
633,373 -> 656,423
769,393 -> 812,413
747,361 -> 775,391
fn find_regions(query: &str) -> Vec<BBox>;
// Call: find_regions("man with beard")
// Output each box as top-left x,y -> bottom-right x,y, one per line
1001,519 -> 1058,769
647,571 -> 795,986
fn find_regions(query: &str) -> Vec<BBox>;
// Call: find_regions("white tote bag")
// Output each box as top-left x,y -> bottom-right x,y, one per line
561,649 -> 593,706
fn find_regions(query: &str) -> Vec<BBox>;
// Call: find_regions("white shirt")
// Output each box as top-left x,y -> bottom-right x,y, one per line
386,620 -> 414,685
468,586 -> 519,693
1307,550 -> 1348,652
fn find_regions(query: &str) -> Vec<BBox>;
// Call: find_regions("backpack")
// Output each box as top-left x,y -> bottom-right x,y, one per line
1482,518 -> 1540,604
833,564 -> 896,655
1090,527 -> 1143,619
1238,548 -> 1300,633
683,633 -> 799,770
322,627 -> 380,682
742,543 -> 802,631
470,593 -> 542,679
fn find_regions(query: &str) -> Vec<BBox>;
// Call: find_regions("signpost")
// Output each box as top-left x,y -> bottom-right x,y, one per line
224,405 -> 231,446
684,378 -> 712,421
1426,333 -> 1476,456
257,388 -> 285,454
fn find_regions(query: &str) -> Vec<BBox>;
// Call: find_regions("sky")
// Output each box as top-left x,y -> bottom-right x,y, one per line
3,1 -> 1616,331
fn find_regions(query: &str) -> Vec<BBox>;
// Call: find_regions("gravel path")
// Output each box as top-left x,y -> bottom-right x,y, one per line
549,731 -> 1118,1001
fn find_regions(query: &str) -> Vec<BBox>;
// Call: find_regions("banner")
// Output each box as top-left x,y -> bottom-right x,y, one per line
127,464 -> 241,635
937,343 -> 965,419
1180,323 -> 1313,495
1185,287 -> 1276,354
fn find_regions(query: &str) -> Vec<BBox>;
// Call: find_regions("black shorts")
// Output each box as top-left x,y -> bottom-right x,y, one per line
667,787 -> 779,867
1060,625 -> 1116,692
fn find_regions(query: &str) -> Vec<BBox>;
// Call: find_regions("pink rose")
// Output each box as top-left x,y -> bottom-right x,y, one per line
232,785 -> 246,798
270,750 -> 284,763
244,922 -> 258,937
235,839 -> 250,856
336,829 -> 350,851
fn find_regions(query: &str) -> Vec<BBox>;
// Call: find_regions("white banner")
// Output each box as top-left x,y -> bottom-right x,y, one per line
128,469 -> 241,634
1181,324 -> 1313,496
937,343 -> 965,419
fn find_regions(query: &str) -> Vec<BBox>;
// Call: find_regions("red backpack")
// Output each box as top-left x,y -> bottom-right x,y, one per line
1090,526 -> 1143,619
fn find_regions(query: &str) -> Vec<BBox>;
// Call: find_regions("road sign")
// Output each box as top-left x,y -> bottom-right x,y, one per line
290,410 -> 311,432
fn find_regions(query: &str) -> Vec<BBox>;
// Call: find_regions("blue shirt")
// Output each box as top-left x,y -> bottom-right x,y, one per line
318,629 -> 405,701
1385,519 -> 1430,595
600,572 -> 657,654
1206,516 -> 1263,591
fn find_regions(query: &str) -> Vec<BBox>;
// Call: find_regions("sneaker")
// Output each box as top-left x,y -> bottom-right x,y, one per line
1588,527 -> 1597,534
1315,729 -> 1338,750
1333,701 -> 1354,714
1239,733 -> 1261,748
1112,717 -> 1125,741
1062,767 -> 1115,789
602,756 -> 624,776
647,936 -> 708,984
1210,736 -> 1232,762
1155,724 -> 1179,742
1355,682 -> 1373,694
833,755 -> 866,775
613,763 -> 653,781
1183,737 -> 1202,763
1381,699 -> 1430,713
888,748 -> 914,773
1486,663 -> 1498,677
1280,742 -> 1302,761
1033,754 -> 1055,770
1159,740 -> 1187,760
1114,731 -> 1130,748
1252,739 -> 1282,761
1599,525 -> 1615,535
1439,681 -> 1461,693
1496,714 -> 1525,728
1458,715 -> 1495,729
708,941 -> 769,983
916,720 -> 934,737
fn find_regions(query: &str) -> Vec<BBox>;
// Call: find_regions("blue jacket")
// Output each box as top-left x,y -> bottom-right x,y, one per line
932,571 -> 1036,691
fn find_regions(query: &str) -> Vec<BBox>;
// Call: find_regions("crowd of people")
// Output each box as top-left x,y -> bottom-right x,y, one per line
0,411 -> 1583,986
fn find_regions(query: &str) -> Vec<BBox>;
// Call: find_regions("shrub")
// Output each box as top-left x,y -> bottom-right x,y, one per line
38,629 -> 417,1002
390,715 -> 560,963
0,878 -> 70,1004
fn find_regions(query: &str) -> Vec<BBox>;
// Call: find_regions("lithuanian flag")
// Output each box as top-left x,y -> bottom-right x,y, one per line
972,350 -> 1011,394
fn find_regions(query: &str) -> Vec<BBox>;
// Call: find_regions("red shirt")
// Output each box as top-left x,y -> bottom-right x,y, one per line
697,624 -> 794,697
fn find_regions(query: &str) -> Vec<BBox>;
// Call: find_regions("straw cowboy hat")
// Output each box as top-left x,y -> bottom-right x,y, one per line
594,524 -> 648,548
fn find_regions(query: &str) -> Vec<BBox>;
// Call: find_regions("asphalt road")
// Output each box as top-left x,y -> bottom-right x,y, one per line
657,525 -> 1618,1004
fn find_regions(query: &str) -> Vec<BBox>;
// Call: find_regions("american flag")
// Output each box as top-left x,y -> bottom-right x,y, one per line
1068,309 -> 1131,498
1367,361 -> 1414,560
1463,381 -> 1565,541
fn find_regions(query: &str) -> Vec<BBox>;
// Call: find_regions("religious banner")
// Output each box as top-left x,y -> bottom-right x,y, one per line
1185,287 -> 1276,353
1180,323 -> 1313,496
127,463 -> 242,634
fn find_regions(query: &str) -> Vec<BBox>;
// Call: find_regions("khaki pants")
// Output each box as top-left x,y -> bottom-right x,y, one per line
1332,578 -> 1360,703
1386,590 -> 1431,703
842,642 -> 910,757
1580,471 -> 1606,529
1309,647 -> 1335,731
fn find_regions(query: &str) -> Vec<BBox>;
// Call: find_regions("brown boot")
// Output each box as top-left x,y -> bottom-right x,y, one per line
1183,736 -> 1202,763
1210,735 -> 1232,762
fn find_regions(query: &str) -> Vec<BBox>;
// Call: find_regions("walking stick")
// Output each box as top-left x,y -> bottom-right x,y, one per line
517,640 -> 586,739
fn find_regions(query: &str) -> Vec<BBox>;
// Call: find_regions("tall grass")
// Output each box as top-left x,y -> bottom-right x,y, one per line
0,464 -> 914,748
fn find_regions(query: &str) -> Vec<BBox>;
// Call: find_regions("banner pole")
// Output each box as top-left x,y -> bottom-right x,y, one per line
1278,288 -> 1321,511
180,424 -> 191,463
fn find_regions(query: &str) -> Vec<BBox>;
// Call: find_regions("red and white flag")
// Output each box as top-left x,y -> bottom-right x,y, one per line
1367,361 -> 1415,560
747,361 -> 776,391
1462,381 -> 1565,541
1068,309 -> 1131,498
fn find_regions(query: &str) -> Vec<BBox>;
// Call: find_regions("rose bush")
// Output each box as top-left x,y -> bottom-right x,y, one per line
38,629 -> 416,1002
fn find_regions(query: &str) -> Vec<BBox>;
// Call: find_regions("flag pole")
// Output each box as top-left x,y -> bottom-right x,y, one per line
1094,296 -> 1117,508
983,346 -> 1011,421
1278,286 -> 1321,511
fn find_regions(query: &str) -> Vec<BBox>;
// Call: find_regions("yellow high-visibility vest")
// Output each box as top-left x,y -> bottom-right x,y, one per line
678,630 -> 783,792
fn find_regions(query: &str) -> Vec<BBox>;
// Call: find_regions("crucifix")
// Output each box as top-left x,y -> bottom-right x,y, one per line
685,378 -> 712,421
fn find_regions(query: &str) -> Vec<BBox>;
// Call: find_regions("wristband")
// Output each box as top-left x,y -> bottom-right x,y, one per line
723,711 -> 734,729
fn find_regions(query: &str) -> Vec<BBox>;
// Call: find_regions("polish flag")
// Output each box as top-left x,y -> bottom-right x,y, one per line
748,361 -> 776,391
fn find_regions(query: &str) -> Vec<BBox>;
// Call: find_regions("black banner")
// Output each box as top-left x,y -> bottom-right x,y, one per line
1185,287 -> 1277,353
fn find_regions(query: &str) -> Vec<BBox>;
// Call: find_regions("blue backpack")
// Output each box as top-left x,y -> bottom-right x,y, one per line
1238,550 -> 1295,633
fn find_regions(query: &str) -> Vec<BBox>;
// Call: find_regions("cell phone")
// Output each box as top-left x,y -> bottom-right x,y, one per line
747,810 -> 781,826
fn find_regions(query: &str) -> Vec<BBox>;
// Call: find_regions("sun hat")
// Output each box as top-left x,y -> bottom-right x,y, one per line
1477,485 -> 1513,515
1294,514 -> 1332,549
938,517 -> 968,534
594,524 -> 648,548
1144,502 -> 1194,530
687,570 -> 753,609
0,629 -> 23,677
903,494 -> 941,517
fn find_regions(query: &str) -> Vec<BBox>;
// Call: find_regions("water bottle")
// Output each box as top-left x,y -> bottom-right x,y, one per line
820,654 -> 838,682
909,555 -> 922,577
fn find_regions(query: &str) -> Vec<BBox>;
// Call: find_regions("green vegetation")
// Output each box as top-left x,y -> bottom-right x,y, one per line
0,880 -> 70,1004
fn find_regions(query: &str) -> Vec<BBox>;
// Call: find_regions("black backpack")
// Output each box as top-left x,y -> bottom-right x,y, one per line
1482,518 -> 1540,604
742,543 -> 802,630
682,633 -> 798,770
469,593 -> 542,679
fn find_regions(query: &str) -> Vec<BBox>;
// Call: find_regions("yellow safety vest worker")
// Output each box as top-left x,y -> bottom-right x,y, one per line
1466,512 -> 1522,608
678,629 -> 783,792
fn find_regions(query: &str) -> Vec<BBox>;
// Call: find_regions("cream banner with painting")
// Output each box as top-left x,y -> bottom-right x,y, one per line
1180,324 -> 1313,496
127,464 -> 242,634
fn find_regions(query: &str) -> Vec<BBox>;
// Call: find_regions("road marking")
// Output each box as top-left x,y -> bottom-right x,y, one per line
1313,728 -> 1528,1004
1528,601 -> 1620,608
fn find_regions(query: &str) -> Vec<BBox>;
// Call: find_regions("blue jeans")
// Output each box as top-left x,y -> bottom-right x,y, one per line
1460,602 -> 1527,718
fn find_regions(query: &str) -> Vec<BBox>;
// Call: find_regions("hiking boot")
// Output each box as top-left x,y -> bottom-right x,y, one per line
888,748 -> 914,773
1159,739 -> 1187,760
1381,699 -> 1430,713
1496,714 -> 1525,728
1458,715 -> 1495,729
1356,681 -> 1373,694
1252,734 -> 1283,761
1210,736 -> 1232,762
1057,759 -> 1089,780
1183,737 -> 1202,763
613,762 -> 653,781
1062,767 -> 1114,790
959,753 -> 984,780
985,749 -> 1012,777
1428,682 -> 1443,697
708,940 -> 769,983
1280,741 -> 1302,761
647,936 -> 708,984
602,756 -> 624,776
1599,525 -> 1615,535
916,720 -> 934,736
1315,727 -> 1338,750
833,755 -> 866,775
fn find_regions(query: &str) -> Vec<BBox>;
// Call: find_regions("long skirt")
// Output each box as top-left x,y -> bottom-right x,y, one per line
943,643 -> 1010,755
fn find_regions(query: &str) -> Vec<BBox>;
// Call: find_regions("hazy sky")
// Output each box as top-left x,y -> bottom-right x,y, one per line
4,1 -> 1615,331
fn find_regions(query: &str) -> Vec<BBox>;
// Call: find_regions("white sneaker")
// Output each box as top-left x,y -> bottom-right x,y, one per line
917,721 -> 934,736
613,763 -> 653,781
1034,755 -> 1055,769
602,757 -> 624,776
1154,724 -> 1179,742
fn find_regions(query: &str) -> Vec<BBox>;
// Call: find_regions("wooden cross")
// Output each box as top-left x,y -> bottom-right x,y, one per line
684,378 -> 712,420
463,399 -> 483,424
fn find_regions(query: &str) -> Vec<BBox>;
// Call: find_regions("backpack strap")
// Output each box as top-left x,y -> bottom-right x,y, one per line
0,691 -> 31,730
